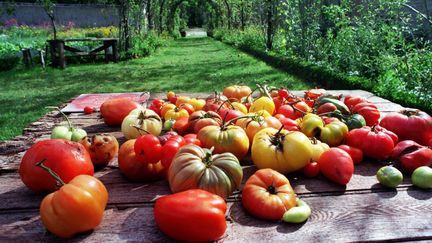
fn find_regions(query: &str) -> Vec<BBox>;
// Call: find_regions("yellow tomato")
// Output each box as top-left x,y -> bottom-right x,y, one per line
175,96 -> 191,107
188,98 -> 206,111
249,97 -> 275,115
252,128 -> 313,174
161,103 -> 176,118
309,138 -> 330,162
231,102 -> 248,114
164,108 -> 189,121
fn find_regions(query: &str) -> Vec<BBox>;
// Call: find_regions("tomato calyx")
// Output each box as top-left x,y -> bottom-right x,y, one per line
137,110 -> 161,124
270,126 -> 286,151
36,159 -> 65,188
400,108 -> 420,117
202,148 -> 215,167
267,185 -> 278,194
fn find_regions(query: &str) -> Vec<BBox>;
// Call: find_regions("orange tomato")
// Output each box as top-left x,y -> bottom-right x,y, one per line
236,113 -> 282,142
223,85 -> 252,101
242,168 -> 297,220
40,173 -> 108,238
100,97 -> 140,126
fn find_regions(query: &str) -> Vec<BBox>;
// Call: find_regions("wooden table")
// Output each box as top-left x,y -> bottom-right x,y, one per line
48,38 -> 119,69
1,90 -> 431,242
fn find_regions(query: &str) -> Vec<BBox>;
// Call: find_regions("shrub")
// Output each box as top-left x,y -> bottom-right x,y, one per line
0,52 -> 20,71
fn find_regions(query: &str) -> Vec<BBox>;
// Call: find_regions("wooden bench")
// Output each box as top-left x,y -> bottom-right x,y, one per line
0,91 -> 431,242
48,38 -> 119,68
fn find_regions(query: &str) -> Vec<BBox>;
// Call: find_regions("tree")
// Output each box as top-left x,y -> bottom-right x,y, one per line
37,0 -> 57,39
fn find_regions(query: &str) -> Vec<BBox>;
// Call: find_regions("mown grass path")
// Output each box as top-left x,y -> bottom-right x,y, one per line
0,37 -> 311,141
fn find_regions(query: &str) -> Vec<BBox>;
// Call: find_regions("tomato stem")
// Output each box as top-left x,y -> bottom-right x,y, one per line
133,125 -> 150,135
46,106 -> 73,129
36,159 -> 65,188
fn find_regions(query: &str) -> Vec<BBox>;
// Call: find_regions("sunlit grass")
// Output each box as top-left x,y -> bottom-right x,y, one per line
0,37 -> 312,141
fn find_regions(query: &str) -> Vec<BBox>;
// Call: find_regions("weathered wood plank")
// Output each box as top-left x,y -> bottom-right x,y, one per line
0,161 -> 415,210
0,189 -> 431,242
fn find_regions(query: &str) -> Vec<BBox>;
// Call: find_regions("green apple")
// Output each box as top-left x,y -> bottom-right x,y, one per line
412,166 -> 432,189
376,166 -> 403,188
71,128 -> 88,142
51,126 -> 73,140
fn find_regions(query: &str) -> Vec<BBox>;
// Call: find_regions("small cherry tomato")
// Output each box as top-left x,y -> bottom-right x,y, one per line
303,162 -> 320,177
84,106 -> 95,114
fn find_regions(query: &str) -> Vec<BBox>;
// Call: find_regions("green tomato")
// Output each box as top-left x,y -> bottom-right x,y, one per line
411,166 -> 432,189
51,126 -> 73,140
164,119 -> 176,131
376,166 -> 403,188
71,128 -> 87,142
282,198 -> 311,223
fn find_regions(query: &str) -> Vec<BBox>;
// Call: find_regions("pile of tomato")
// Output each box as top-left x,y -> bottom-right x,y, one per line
18,84 -> 432,241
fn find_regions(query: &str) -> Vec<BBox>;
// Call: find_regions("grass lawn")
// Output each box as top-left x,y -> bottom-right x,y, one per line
0,37 -> 312,141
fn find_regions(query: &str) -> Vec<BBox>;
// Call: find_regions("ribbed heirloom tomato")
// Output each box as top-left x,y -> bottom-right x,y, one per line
242,168 -> 297,220
39,167 -> 108,238
168,144 -> 242,199
19,139 -> 94,192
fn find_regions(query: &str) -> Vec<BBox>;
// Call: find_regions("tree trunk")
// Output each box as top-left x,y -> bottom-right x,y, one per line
223,0 -> 232,29
159,0 -> 166,33
266,0 -> 273,50
49,14 -> 57,40
147,0 -> 154,30
119,0 -> 130,52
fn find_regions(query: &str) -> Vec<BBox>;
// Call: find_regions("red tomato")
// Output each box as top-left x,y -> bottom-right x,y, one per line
118,140 -> 165,182
272,96 -> 285,111
318,148 -> 354,185
179,103 -> 195,115
278,116 -> 299,131
343,95 -> 368,109
293,101 -> 311,118
278,88 -> 289,99
172,117 -> 190,135
83,106 -> 95,114
303,162 -> 320,177
304,88 -> 326,100
161,140 -> 182,169
345,126 -> 396,160
134,134 -> 162,164
242,168 -> 297,220
277,104 -> 296,119
316,103 -> 337,115
19,139 -> 94,192
351,102 -> 380,126
391,140 -> 432,173
100,97 -> 140,126
380,109 -> 432,146
184,134 -> 202,146
154,189 -> 227,242
338,145 -> 363,164
152,98 -> 165,108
